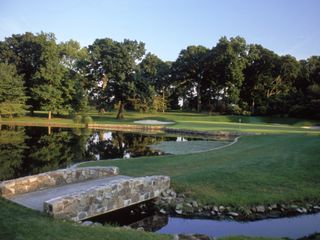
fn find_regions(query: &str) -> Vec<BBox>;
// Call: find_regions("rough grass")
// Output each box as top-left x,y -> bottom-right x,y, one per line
0,197 -> 171,240
80,134 -> 320,207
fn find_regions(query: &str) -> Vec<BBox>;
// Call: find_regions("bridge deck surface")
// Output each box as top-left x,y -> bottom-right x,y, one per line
9,175 -> 131,211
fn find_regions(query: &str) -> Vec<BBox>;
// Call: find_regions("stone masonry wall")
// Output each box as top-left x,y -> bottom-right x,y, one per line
0,167 -> 119,198
44,175 -> 170,221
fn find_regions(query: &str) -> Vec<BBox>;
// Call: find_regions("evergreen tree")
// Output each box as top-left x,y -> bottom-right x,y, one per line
0,63 -> 28,117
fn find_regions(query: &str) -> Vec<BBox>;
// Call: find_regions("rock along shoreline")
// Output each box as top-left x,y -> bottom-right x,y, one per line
156,188 -> 320,221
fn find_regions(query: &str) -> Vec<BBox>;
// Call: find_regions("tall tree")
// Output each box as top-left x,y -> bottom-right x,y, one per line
0,63 -> 28,117
88,38 -> 145,118
139,53 -> 171,112
241,44 -> 281,114
30,33 -> 65,115
0,32 -> 67,115
171,45 -> 209,111
205,36 -> 247,111
59,40 -> 89,112
291,56 -> 320,118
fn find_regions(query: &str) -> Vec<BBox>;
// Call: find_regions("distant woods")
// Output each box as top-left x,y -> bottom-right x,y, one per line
0,32 -> 319,119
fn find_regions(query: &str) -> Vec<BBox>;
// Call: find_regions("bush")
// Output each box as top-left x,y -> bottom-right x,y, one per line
256,106 -> 267,115
242,110 -> 251,116
82,116 -> 93,124
226,104 -> 242,115
73,115 -> 82,123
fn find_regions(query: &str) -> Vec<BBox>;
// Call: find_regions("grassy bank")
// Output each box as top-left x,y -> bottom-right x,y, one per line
80,134 -> 320,206
0,197 -> 286,240
0,197 -> 171,240
1,111 -> 320,134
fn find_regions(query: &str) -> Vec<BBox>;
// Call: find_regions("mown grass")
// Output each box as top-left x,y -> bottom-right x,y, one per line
0,197 -> 284,240
1,111 -> 319,134
80,134 -> 320,207
0,197 -> 171,240
150,140 -> 231,155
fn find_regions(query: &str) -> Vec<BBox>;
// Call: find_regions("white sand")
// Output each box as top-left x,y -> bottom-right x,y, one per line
134,119 -> 175,125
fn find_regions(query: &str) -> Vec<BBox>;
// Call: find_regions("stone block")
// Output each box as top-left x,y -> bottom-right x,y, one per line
44,175 -> 170,221
0,167 -> 119,198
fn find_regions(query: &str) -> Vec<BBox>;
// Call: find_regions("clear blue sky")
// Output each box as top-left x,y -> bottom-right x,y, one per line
0,0 -> 319,61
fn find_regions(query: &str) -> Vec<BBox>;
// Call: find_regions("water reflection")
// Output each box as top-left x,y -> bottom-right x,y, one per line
87,200 -> 320,239
0,125 -> 212,181
89,201 -> 169,232
157,214 -> 320,239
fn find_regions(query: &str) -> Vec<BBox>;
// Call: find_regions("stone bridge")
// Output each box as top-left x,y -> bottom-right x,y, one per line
0,167 -> 170,221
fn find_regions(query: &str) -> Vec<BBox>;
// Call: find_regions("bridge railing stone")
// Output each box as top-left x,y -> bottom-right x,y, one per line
0,167 -> 119,198
43,175 -> 170,221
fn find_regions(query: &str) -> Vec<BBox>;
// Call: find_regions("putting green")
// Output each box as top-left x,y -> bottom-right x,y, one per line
150,140 -> 232,155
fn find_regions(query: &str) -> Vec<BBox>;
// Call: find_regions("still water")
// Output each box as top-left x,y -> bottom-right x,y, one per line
158,214 -> 320,239
89,201 -> 320,239
0,125 -> 222,181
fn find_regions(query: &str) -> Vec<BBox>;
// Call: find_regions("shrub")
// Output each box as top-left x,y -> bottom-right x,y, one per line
226,104 -> 242,115
256,106 -> 267,115
242,110 -> 251,116
82,116 -> 93,124
73,115 -> 82,123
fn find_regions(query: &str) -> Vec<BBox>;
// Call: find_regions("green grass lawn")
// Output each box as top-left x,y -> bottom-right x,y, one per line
0,197 -> 286,240
0,197 -> 171,240
80,134 -> 320,207
89,111 -> 320,134
1,111 -> 319,134
150,140 -> 231,155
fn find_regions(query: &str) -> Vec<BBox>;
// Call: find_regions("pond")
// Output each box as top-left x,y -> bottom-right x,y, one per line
0,125 -> 230,181
89,202 -> 320,239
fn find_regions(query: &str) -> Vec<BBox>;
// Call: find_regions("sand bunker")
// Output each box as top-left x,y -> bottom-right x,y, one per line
134,119 -> 175,125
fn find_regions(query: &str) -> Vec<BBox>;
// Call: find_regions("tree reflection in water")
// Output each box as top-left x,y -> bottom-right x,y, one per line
0,126 -> 167,180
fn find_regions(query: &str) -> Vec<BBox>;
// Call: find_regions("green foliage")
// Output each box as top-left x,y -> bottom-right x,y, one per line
0,63 -> 28,117
73,115 -> 93,124
0,32 -> 88,114
152,95 -> 168,112
73,115 -> 83,123
171,45 -> 209,111
226,104 -> 242,115
0,126 -> 27,180
1,32 -> 320,119
82,116 -> 93,124
87,38 -> 145,118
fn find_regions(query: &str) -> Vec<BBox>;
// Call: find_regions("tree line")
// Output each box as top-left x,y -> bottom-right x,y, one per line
0,32 -> 319,119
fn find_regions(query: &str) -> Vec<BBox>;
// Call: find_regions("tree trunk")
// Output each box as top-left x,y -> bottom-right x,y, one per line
197,83 -> 202,112
116,101 -> 125,119
251,99 -> 255,114
162,90 -> 165,113
101,75 -> 109,90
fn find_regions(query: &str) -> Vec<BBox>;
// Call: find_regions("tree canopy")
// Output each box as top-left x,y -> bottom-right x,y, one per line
0,32 -> 319,119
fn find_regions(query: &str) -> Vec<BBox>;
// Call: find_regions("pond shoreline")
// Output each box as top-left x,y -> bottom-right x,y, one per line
157,188 -> 320,222
1,120 -> 256,137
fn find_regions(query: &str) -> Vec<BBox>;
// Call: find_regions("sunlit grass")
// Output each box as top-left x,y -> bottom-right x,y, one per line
81,134 -> 320,207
